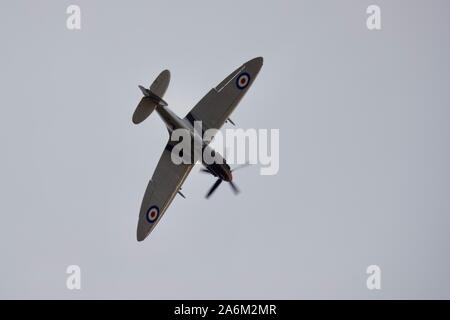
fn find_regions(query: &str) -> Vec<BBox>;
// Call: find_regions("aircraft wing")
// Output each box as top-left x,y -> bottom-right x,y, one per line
136,141 -> 194,241
185,57 -> 263,136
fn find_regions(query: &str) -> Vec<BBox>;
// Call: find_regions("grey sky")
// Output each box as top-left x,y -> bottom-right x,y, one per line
1,0 -> 450,299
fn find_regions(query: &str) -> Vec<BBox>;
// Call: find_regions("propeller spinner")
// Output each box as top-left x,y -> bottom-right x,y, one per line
201,163 -> 249,198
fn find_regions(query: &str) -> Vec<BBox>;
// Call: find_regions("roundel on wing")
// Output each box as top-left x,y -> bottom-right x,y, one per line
236,72 -> 251,90
146,205 -> 160,223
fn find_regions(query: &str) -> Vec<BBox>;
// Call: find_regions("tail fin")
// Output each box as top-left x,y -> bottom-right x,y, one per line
132,70 -> 170,125
138,85 -> 168,106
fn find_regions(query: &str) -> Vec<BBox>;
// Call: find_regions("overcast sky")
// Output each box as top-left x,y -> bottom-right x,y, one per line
1,0 -> 450,299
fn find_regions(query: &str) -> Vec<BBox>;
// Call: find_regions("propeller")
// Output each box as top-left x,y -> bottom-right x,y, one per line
206,179 -> 223,198
202,163 -> 250,198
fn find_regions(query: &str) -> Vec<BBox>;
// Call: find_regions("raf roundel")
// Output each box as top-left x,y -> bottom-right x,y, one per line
146,205 -> 160,223
236,72 -> 251,90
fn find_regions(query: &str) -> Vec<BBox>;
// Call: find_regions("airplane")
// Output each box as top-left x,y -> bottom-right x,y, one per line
133,57 -> 263,241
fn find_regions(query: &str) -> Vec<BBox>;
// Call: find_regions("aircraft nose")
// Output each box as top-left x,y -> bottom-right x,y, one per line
225,170 -> 233,182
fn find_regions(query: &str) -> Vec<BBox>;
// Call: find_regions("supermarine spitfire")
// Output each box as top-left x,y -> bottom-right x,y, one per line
133,57 -> 263,241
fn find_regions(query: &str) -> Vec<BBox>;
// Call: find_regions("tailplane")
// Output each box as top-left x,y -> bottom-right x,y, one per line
132,70 -> 170,124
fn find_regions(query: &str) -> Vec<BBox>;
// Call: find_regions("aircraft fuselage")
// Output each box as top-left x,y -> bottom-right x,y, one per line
155,105 -> 232,182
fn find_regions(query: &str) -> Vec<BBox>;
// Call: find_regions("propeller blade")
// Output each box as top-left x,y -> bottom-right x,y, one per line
206,179 -> 223,198
232,163 -> 250,172
229,181 -> 240,194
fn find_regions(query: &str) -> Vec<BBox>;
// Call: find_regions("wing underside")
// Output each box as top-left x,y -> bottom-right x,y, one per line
136,141 -> 194,241
185,57 -> 263,134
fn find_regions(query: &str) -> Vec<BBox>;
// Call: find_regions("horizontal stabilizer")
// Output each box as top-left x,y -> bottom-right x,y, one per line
132,97 -> 158,124
132,70 -> 171,125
